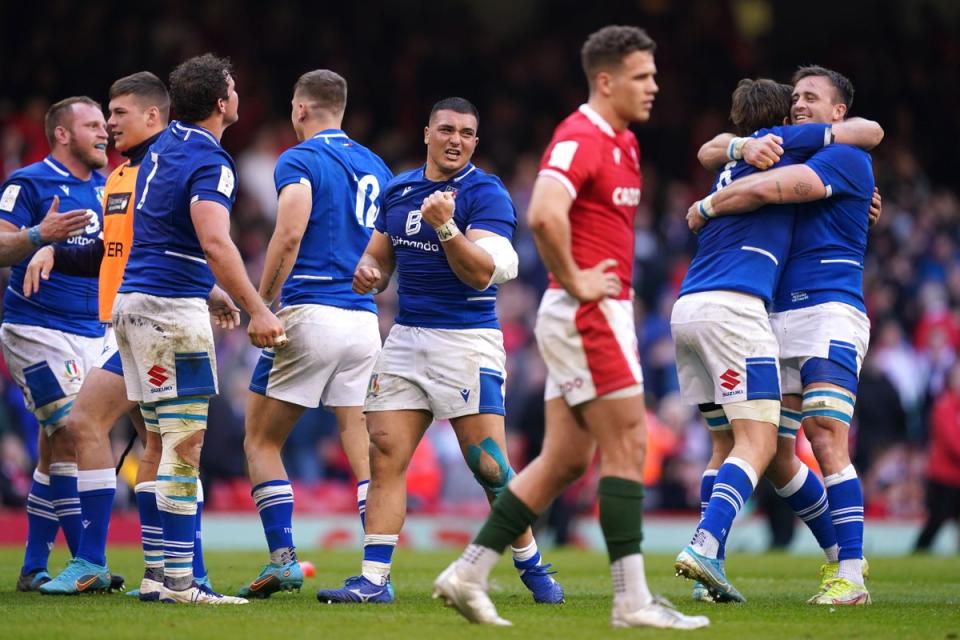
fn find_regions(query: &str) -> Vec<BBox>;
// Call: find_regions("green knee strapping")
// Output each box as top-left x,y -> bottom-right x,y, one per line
466,437 -> 516,497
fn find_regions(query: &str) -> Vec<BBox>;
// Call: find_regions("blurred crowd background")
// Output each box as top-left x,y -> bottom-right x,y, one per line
1,0 -> 959,549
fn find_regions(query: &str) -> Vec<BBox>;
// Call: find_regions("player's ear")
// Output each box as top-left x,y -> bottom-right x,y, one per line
146,106 -> 160,127
834,102 -> 847,121
423,125 -> 430,145
54,124 -> 70,146
595,70 -> 614,97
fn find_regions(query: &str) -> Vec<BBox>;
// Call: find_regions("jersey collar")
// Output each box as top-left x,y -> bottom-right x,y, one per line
313,128 -> 348,142
578,104 -> 616,139
421,162 -> 476,184
43,155 -> 73,178
173,121 -> 220,147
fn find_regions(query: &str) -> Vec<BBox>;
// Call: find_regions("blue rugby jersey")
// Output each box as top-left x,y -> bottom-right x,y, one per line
0,156 -> 105,336
273,129 -> 392,313
680,123 -> 832,303
119,122 -> 237,299
773,144 -> 874,313
375,163 -> 516,330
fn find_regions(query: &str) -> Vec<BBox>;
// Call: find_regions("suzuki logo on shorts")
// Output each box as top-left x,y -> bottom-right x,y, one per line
719,369 -> 741,391
147,365 -> 169,388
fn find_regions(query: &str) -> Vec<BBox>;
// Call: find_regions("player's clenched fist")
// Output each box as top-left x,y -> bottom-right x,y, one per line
248,308 -> 286,349
353,265 -> 382,294
420,190 -> 455,227
742,133 -> 783,171
571,258 -> 622,302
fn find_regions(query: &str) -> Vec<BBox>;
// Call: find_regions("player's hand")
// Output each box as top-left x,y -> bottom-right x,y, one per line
206,284 -> 241,330
420,191 -> 456,228
686,202 -> 708,233
22,245 -> 55,297
38,196 -> 94,243
247,308 -> 286,349
868,187 -> 882,228
742,134 -> 783,170
353,265 -> 382,294
571,258 -> 621,302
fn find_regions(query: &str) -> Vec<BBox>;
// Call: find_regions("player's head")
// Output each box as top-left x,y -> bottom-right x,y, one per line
169,53 -> 238,128
424,97 -> 479,178
729,78 -> 793,135
581,25 -> 658,123
791,65 -> 854,125
45,96 -> 108,170
107,71 -> 170,152
291,69 -> 347,141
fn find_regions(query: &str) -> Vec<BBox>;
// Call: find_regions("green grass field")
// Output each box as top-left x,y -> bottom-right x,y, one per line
1,547 -> 957,639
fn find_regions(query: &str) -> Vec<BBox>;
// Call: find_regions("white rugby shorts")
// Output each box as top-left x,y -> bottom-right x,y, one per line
112,292 -> 218,402
249,304 -> 381,408
93,327 -> 124,377
535,289 -> 644,406
769,302 -> 870,395
671,290 -> 781,406
363,325 -> 506,420
0,322 -> 108,412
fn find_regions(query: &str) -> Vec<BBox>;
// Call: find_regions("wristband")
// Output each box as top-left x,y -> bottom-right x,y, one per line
434,219 -> 460,242
27,225 -> 44,247
727,137 -> 748,161
698,195 -> 715,221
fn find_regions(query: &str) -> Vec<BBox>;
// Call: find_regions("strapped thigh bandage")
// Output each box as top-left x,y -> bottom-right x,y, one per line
801,387 -> 855,427
778,407 -> 803,438
699,403 -> 731,431
35,395 -> 76,436
723,398 -> 780,426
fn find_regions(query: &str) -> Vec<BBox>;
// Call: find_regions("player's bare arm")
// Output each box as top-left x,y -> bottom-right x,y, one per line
191,199 -> 284,347
831,117 -> 884,149
698,133 -> 785,172
528,176 -> 621,302
258,182 -> 311,305
207,284 -> 241,330
686,164 -> 826,232
0,196 -> 91,267
419,190 -> 516,291
353,229 -> 394,294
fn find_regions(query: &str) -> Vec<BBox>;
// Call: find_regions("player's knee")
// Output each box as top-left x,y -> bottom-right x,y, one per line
49,426 -> 77,462
466,437 -> 515,497
169,430 -> 204,467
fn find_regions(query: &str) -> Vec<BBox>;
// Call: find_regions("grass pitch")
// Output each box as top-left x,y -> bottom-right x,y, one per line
1,546 -> 957,639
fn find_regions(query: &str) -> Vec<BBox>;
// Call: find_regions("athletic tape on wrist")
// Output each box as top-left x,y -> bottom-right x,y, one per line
435,219 -> 460,242
27,225 -> 44,246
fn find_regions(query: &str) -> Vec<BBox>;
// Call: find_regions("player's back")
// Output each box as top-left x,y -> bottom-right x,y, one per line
276,130 -> 393,313
681,123 -> 833,303
376,163 -> 516,330
120,121 -> 237,299
0,157 -> 104,336
774,143 -> 874,313
538,105 -> 641,299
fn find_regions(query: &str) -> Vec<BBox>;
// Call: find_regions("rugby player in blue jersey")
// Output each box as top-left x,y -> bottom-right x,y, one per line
0,97 -> 108,592
238,70 -> 392,598
673,78 -> 882,603
316,97 -> 563,605
113,53 -> 284,605
687,66 -> 879,606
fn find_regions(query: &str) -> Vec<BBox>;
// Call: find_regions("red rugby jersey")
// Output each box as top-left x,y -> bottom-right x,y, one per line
537,104 -> 641,299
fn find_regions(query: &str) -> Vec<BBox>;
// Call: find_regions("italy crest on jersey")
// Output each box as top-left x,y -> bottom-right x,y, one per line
95,186 -> 105,205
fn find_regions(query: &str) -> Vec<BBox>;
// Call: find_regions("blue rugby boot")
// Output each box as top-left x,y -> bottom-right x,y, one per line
237,561 -> 303,598
675,546 -> 745,603
316,575 -> 395,604
39,558 -> 112,595
518,562 -> 564,604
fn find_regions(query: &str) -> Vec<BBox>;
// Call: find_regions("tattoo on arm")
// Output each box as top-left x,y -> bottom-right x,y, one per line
264,257 -> 285,298
776,181 -> 784,204
794,181 -> 813,197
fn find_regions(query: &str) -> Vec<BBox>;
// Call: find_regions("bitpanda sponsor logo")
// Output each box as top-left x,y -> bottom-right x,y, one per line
391,235 -> 441,253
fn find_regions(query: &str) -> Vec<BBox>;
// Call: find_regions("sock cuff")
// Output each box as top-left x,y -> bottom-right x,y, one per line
598,476 -> 645,499
496,488 -> 540,523
357,481 -> 369,501
725,457 -> 758,488
824,464 -> 858,487
33,469 -> 51,485
251,479 -> 292,494
363,533 -> 399,547
135,481 -> 156,494
510,540 -> 537,556
78,468 -> 117,492
702,469 -> 719,478
775,464 -> 810,497
197,478 -> 204,504
49,462 -> 78,477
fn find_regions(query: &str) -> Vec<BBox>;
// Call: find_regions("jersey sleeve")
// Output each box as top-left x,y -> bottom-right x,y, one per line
774,123 -> 832,158
274,148 -> 315,193
189,153 -> 237,212
0,178 -> 40,228
462,179 -> 517,240
537,132 -> 601,199
805,145 -> 874,200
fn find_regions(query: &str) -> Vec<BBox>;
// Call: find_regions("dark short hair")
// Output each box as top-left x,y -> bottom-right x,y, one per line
429,97 -> 479,125
44,96 -> 101,146
169,53 -> 233,124
109,71 -> 170,121
581,25 -> 656,85
729,78 -> 792,135
293,69 -> 347,114
792,65 -> 855,110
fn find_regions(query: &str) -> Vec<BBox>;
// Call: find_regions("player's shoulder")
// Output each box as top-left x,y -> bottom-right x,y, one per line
385,166 -> 423,191
551,109 -> 610,145
5,159 -> 50,184
458,165 -> 508,195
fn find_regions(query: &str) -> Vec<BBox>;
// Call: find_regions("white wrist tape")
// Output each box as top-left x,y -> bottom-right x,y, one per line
474,234 -> 519,287
728,137 -> 749,161
434,219 -> 460,242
